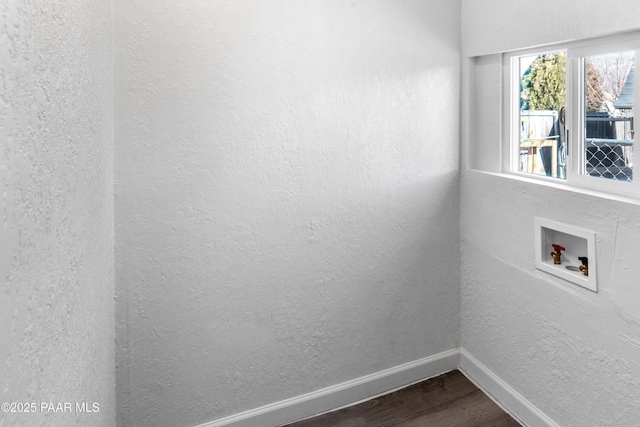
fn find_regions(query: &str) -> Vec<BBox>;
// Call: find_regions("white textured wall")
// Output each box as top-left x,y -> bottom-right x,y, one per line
114,1 -> 460,426
0,1 -> 115,427
462,0 -> 640,56
462,1 -> 640,425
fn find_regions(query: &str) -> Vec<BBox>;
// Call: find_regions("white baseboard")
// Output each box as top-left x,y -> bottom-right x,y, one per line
195,348 -> 460,427
195,348 -> 560,427
459,349 -> 560,427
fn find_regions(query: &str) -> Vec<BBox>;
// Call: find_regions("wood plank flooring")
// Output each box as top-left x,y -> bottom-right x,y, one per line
282,370 -> 521,427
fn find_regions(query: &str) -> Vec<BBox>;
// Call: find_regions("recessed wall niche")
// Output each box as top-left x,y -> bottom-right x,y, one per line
534,217 -> 597,292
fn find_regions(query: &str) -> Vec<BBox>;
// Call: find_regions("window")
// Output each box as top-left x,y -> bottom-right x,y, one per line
507,35 -> 640,195
515,51 -> 567,179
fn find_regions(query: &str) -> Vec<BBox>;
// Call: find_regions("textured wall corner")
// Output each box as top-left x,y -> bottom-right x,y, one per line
114,1 -> 461,426
0,1 -> 115,426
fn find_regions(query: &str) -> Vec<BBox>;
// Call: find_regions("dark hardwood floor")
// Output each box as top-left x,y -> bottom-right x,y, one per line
282,370 -> 522,427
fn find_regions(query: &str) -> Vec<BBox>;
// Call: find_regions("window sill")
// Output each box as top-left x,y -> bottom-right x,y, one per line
464,168 -> 640,207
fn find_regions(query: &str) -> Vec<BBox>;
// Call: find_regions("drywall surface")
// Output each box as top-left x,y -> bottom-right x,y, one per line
462,0 -> 640,56
114,1 -> 460,426
461,172 -> 640,425
0,1 -> 115,427
461,1 -> 640,424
